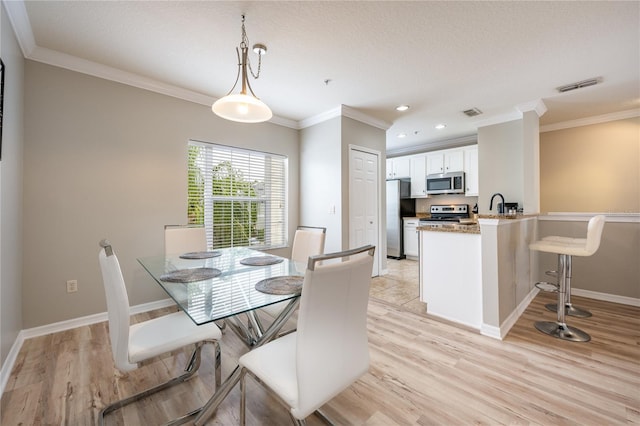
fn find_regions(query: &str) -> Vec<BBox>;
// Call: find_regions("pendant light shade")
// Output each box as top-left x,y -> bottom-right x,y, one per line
213,15 -> 272,123
212,93 -> 272,123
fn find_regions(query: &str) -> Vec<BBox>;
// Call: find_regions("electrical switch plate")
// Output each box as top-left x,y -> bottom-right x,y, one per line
66,280 -> 78,293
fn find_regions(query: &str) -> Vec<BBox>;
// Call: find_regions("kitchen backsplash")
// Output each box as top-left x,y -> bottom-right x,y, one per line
416,195 -> 479,213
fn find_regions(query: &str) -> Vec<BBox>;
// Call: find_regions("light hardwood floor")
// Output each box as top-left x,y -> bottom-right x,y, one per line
2,269 -> 639,425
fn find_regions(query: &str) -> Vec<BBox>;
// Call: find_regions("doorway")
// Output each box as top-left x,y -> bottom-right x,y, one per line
349,146 -> 380,276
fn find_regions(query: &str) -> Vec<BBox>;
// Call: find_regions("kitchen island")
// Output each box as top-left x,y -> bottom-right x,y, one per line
418,215 -> 537,339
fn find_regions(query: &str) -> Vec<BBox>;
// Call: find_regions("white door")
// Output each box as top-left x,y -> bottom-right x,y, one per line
349,147 -> 380,276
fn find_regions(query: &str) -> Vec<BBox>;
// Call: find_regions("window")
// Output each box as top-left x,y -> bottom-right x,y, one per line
188,140 -> 287,249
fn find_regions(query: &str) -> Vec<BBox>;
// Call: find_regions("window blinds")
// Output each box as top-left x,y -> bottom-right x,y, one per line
188,140 -> 287,249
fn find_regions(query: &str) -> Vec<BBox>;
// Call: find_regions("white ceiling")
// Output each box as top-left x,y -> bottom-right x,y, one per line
5,1 -> 640,152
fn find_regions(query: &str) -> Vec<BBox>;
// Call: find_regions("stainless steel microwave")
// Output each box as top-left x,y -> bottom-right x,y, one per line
426,172 -> 465,195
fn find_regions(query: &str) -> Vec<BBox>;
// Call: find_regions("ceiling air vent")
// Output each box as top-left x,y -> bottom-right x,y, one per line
556,77 -> 602,93
462,108 -> 483,117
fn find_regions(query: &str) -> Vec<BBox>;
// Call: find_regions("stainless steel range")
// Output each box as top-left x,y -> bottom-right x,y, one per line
419,204 -> 470,227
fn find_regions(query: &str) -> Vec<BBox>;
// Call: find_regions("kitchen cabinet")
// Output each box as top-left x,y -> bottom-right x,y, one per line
410,155 -> 428,197
464,145 -> 479,196
426,149 -> 464,175
403,218 -> 419,258
386,157 -> 411,179
419,229 -> 482,329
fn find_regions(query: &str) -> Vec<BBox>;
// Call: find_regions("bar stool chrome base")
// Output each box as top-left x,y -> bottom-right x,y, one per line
545,303 -> 593,318
534,321 -> 591,342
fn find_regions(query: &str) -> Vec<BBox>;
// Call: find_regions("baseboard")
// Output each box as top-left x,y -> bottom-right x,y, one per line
480,287 -> 540,340
0,330 -> 26,398
0,298 -> 174,396
479,287 -> 640,342
572,288 -> 640,307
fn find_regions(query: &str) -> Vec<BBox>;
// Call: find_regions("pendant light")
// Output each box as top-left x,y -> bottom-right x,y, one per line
212,15 -> 272,123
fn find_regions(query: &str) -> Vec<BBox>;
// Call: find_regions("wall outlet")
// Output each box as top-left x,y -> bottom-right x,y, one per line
66,280 -> 78,293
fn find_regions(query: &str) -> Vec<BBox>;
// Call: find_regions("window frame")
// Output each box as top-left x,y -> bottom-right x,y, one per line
187,139 -> 288,250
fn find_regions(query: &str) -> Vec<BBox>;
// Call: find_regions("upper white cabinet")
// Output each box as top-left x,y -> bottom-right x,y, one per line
426,149 -> 464,175
386,156 -> 411,179
463,145 -> 479,196
410,154 -> 427,197
426,153 -> 445,175
387,145 -> 477,198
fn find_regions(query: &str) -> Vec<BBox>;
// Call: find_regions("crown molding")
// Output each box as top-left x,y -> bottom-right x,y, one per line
517,99 -> 547,117
298,105 -> 391,130
28,45 -> 301,129
386,133 -> 477,157
5,0 -> 299,129
472,99 -> 548,129
340,105 -> 392,130
540,108 -> 640,133
472,110 -> 522,129
3,0 -> 36,57
298,106 -> 342,129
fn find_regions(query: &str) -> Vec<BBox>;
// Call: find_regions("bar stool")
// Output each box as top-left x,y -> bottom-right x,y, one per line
540,236 -> 591,318
529,215 -> 606,342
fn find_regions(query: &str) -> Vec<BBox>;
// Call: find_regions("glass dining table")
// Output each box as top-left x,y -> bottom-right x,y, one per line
138,246 -> 305,425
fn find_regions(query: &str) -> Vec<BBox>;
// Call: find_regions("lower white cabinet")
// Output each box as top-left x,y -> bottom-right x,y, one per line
419,230 -> 482,329
403,218 -> 419,258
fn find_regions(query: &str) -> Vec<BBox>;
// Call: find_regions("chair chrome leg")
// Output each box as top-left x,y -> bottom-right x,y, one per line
314,409 -> 335,425
99,340 -> 219,425
288,412 -> 307,425
240,368 -> 247,426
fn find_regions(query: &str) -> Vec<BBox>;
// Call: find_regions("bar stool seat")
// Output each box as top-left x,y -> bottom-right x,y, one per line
529,215 -> 606,342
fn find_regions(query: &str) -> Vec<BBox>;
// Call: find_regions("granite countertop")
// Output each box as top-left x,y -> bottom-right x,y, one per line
477,213 -> 539,220
417,223 -> 481,234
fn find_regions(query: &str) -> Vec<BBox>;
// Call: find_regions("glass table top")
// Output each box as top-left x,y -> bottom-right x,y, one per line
138,247 -> 305,325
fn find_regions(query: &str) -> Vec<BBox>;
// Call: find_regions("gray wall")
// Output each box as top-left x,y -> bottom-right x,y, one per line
341,116 -> 386,251
23,61 -> 299,328
1,3 -> 25,365
477,119 -> 525,214
536,219 -> 640,300
299,115 -> 386,257
299,117 -> 342,253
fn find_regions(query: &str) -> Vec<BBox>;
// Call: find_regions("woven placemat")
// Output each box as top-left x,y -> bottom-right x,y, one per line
239,256 -> 284,266
160,267 -> 221,283
179,251 -> 222,259
255,276 -> 304,295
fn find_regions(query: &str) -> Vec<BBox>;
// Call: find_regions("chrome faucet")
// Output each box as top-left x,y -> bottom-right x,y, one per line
489,193 -> 505,214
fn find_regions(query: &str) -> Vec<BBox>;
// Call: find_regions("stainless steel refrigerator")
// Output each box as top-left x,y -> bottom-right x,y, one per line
386,179 -> 415,259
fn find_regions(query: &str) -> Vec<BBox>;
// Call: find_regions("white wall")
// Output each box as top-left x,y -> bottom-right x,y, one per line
299,117 -> 342,253
477,119 -> 524,214
1,2 -> 25,366
299,114 -> 386,263
23,61 -> 299,328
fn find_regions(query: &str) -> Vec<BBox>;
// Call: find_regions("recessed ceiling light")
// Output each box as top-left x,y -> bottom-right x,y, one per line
396,105 -> 410,112
435,124 -> 446,130
397,133 -> 407,138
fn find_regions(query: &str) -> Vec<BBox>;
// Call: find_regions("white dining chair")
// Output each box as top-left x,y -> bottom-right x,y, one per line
290,226 -> 326,263
258,226 -> 326,332
238,244 -> 375,425
97,239 -> 222,425
164,224 -> 207,255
